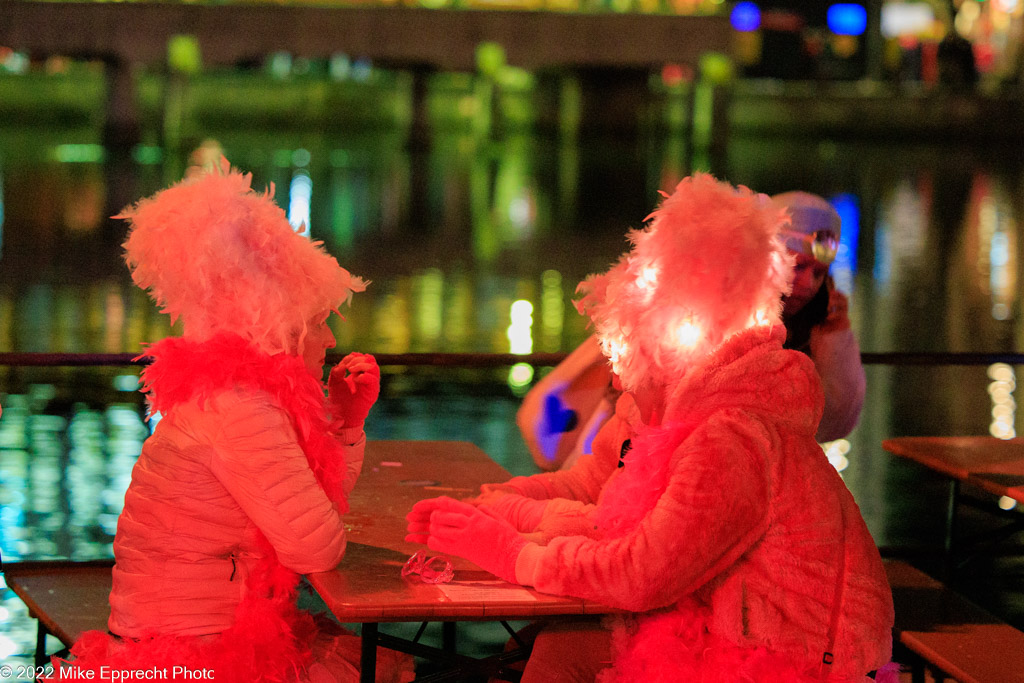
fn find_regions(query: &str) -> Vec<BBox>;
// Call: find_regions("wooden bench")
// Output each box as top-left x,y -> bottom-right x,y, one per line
2,560 -> 113,668
7,558 -> 1024,683
885,559 -> 1024,683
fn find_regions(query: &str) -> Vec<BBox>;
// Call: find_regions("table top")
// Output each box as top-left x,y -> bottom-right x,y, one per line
881,436 -> 1024,499
5,441 -> 612,639
310,440 -> 616,623
348,440 -> 510,556
308,541 -> 612,622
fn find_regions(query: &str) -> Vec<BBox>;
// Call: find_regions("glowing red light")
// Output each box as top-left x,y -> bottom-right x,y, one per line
661,63 -> 692,86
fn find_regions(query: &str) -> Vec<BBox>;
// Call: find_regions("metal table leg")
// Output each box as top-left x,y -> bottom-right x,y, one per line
943,479 -> 960,581
361,622 -> 378,683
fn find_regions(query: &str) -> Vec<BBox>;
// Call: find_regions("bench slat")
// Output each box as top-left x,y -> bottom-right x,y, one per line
7,559 -> 1024,683
4,564 -> 112,647
885,560 -> 1024,683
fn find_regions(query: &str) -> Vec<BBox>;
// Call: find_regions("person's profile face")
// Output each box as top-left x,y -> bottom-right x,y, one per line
783,253 -> 828,316
301,314 -> 336,375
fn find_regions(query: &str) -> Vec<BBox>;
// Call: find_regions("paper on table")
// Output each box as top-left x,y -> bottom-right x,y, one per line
437,581 -> 538,602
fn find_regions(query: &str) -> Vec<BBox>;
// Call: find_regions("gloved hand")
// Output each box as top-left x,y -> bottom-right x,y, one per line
530,499 -> 600,544
406,497 -> 529,584
328,352 -> 380,429
405,496 -> 453,539
479,494 -> 548,533
463,481 -> 523,506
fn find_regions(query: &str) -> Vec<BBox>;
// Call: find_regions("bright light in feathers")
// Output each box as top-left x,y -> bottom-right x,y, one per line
574,173 -> 793,392
636,267 -> 659,291
675,321 -> 701,348
750,308 -> 771,327
602,337 -> 629,365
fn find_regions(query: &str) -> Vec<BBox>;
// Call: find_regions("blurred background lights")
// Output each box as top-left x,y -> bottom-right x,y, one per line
823,439 -> 851,473
956,0 -> 981,37
987,363 -> 1016,439
998,496 -> 1018,511
828,4 -> 867,36
830,193 -> 860,294
0,49 -> 29,74
880,2 -> 935,39
507,300 -> 534,355
112,375 -> 139,392
540,270 -> 564,352
730,2 -> 761,32
52,144 -> 105,164
508,361 -> 535,395
329,53 -> 351,81
288,170 -> 313,237
0,634 -> 17,659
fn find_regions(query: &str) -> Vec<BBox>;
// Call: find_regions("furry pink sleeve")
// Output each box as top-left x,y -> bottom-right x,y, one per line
489,413 -> 627,503
207,391 -> 347,574
529,411 -> 772,612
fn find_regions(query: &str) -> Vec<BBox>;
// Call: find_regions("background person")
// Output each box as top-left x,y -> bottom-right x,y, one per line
408,174 -> 896,682
57,160 -> 411,683
518,190 -> 864,472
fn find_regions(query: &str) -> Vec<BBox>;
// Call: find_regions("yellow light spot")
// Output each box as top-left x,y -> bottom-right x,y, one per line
508,362 -> 534,388
998,496 -> 1017,511
988,363 -> 1014,382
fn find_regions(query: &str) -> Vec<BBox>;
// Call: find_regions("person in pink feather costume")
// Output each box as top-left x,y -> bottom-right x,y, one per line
517,189 -> 864,474
52,159 -> 412,683
407,173 -> 896,682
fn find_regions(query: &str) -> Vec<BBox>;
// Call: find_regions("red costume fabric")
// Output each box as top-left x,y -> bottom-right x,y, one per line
59,335 -> 407,682
505,326 -> 895,681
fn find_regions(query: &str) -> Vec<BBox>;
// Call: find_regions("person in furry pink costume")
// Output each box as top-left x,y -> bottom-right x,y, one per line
517,190 -> 864,472
407,174 -> 896,682
54,160 -> 412,683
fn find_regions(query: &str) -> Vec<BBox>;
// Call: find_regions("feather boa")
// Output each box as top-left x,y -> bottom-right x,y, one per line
139,333 -> 350,508
598,602 -> 900,683
52,334 -> 348,682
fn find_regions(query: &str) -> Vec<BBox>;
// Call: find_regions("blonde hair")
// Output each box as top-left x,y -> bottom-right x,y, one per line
121,159 -> 366,355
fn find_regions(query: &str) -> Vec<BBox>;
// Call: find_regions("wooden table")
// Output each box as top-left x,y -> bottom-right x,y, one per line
5,441 -> 608,680
309,440 -> 613,683
881,436 -> 1024,571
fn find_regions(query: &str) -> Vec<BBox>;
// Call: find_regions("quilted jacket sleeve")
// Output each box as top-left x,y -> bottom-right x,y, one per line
208,390 -> 348,574
523,411 -> 772,612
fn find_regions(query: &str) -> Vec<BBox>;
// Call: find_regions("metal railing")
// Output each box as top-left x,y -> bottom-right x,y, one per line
2,351 -> 1024,368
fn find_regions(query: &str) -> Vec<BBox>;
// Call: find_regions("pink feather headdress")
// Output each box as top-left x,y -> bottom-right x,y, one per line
574,173 -> 793,392
121,158 -> 366,354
